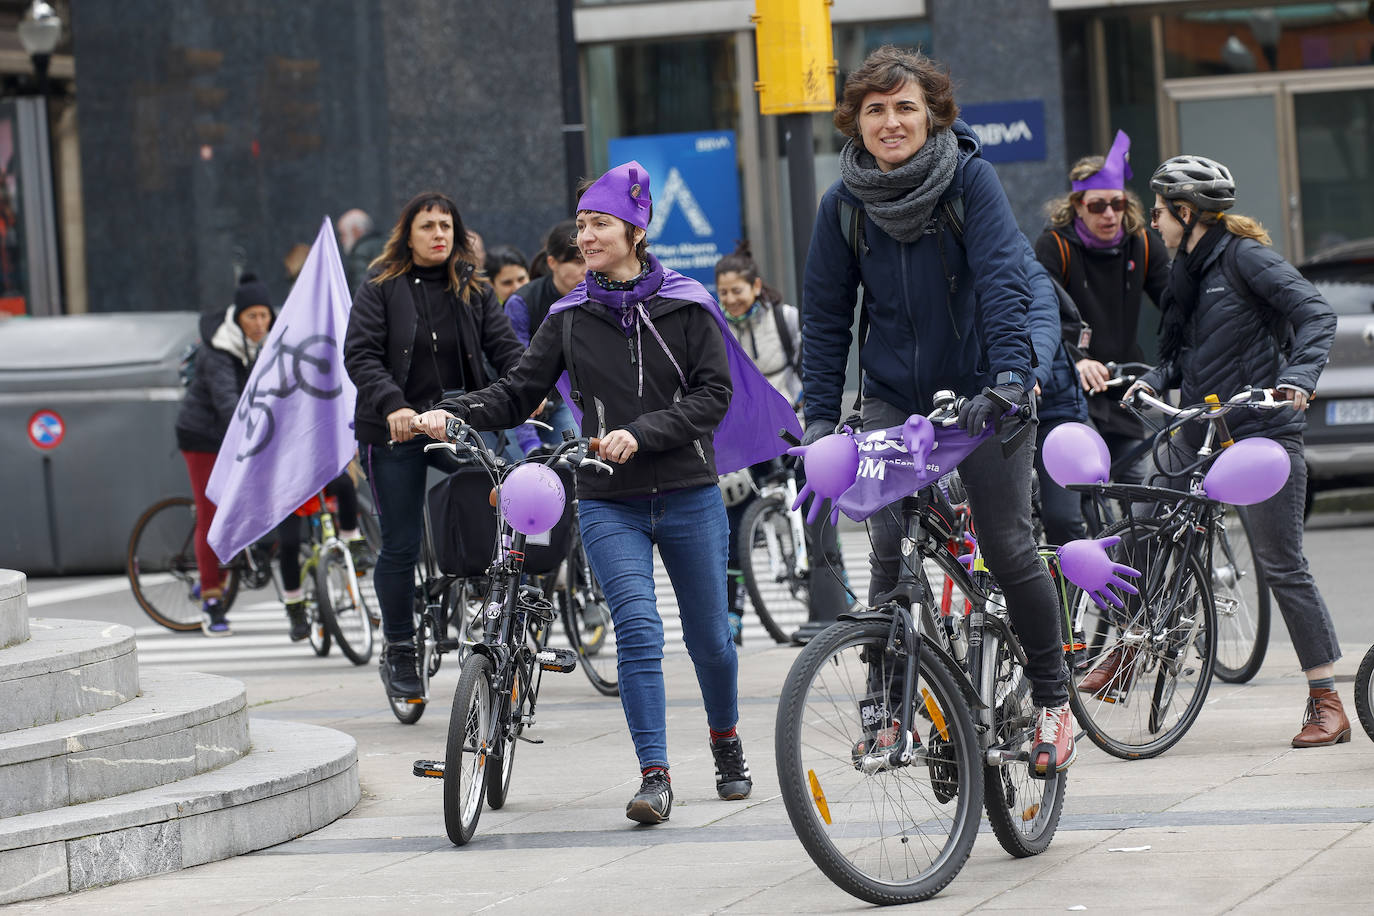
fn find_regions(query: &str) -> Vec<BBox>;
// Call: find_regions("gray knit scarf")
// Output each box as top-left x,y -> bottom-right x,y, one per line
839,128 -> 959,243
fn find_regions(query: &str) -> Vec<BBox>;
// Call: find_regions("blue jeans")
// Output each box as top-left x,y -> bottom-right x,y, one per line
578,485 -> 738,770
363,439 -> 459,643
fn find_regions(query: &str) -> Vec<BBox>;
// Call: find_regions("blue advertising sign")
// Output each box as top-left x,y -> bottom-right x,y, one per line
607,131 -> 741,294
960,100 -> 1046,164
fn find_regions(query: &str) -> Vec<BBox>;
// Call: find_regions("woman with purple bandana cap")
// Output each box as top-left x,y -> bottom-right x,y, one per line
415,161 -> 799,826
1035,130 -> 1170,486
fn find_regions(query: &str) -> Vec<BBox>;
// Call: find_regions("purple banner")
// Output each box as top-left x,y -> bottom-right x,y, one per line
206,218 -> 357,562
837,422 -> 991,521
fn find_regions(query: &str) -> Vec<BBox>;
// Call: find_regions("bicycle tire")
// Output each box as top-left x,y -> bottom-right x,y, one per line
775,619 -> 982,905
444,653 -> 495,845
317,545 -> 374,665
127,497 -> 240,632
1210,506 -> 1270,684
739,496 -> 804,644
561,527 -> 618,696
304,566 -> 331,656
1354,643 -> 1374,744
981,628 -> 1067,857
1067,517 -> 1216,760
486,653 -> 530,809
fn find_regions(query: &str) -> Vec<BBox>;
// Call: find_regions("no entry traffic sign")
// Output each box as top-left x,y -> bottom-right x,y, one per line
27,409 -> 65,450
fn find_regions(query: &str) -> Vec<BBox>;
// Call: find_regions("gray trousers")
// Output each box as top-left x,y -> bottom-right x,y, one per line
862,398 -> 1070,707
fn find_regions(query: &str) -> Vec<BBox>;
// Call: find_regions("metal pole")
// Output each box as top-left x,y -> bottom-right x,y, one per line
556,0 -> 587,213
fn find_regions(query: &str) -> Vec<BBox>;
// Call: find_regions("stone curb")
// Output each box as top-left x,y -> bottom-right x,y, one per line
0,570 -> 27,649
0,668 -> 250,817
0,718 -> 360,903
0,618 -> 139,732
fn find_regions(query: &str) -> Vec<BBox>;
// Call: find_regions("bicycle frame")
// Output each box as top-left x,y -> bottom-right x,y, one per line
755,459 -> 811,584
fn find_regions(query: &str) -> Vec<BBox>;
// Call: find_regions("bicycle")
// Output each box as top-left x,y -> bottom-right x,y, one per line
1356,643 -> 1374,743
411,419 -> 612,845
294,490 -> 374,665
735,456 -> 816,643
1047,387 -> 1292,759
774,394 -> 1108,904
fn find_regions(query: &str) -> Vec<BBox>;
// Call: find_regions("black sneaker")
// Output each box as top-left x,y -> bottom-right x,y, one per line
711,735 -> 753,800
201,598 -> 231,638
285,600 -> 309,642
381,642 -> 423,699
626,770 -> 673,824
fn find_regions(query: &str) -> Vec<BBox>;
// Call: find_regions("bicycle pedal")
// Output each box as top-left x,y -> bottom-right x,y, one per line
412,759 -> 445,779
536,647 -> 578,673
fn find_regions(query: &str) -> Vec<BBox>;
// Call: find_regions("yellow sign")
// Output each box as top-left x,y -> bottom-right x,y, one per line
751,0 -> 837,115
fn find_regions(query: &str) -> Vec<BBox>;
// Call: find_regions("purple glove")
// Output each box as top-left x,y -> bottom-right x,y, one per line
1057,536 -> 1141,610
786,431 -> 859,526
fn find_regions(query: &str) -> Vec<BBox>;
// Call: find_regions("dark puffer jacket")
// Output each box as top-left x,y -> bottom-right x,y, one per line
175,307 -> 258,453
443,258 -> 732,500
344,261 -> 525,446
1139,233 -> 1335,442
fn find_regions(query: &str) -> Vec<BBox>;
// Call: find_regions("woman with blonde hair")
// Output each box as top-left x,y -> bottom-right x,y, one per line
1125,155 -> 1344,747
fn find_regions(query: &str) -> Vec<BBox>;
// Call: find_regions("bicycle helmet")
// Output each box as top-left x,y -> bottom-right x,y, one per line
1149,155 -> 1236,212
717,468 -> 754,507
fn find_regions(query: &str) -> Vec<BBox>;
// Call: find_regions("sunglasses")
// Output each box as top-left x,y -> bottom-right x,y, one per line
1083,198 -> 1126,214
1150,207 -> 1167,222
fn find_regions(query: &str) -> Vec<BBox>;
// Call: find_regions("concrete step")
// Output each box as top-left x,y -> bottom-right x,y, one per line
0,618 -> 139,732
0,570 -> 27,649
0,667 -> 249,818
0,717 -> 358,904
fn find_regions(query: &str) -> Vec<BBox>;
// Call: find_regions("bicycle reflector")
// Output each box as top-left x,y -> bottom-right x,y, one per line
1202,437 -> 1289,506
1041,421 -> 1110,487
499,463 -> 566,536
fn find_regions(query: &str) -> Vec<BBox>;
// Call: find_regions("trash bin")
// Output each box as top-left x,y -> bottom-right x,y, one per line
0,312 -> 200,575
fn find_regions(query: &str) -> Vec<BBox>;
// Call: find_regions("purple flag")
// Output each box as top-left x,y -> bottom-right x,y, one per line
836,422 -> 991,521
206,218 -> 357,562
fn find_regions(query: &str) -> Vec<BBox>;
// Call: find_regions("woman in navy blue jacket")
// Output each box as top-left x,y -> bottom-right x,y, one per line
801,46 -> 1075,774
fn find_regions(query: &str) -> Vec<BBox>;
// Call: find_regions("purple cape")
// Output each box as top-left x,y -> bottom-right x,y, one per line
548,258 -> 802,474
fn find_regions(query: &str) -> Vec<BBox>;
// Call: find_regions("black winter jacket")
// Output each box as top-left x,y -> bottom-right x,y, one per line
344,262 -> 525,446
175,345 -> 251,453
1139,233 -> 1335,442
442,268 -> 732,500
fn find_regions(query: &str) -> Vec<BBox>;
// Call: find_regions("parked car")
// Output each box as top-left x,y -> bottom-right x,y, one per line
1297,238 -> 1374,511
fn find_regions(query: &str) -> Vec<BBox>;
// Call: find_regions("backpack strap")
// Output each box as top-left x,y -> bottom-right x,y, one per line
942,195 -> 965,241
770,301 -> 797,368
1052,231 -> 1070,283
561,308 -> 582,407
837,198 -> 866,261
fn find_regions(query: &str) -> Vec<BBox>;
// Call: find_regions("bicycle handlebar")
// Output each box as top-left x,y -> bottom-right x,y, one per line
1126,386 -> 1283,421
427,416 -> 614,478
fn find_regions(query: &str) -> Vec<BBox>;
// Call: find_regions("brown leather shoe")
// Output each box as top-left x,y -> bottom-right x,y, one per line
1077,644 -> 1139,700
1291,688 -> 1352,748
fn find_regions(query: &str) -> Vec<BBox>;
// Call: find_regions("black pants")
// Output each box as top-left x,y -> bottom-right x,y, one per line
863,397 -> 1069,707
279,474 -> 360,592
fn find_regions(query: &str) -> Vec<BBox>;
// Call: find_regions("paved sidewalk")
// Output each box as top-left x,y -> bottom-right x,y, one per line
12,635 -> 1374,914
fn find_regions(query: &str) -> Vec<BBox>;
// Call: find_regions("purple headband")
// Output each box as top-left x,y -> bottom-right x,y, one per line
1072,129 -> 1132,192
577,160 -> 653,230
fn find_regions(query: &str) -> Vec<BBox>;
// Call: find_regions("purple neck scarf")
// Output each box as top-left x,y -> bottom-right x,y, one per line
549,253 -> 801,474
1074,217 -> 1125,250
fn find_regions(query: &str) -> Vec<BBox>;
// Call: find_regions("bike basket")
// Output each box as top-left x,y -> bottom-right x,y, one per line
426,463 -> 576,577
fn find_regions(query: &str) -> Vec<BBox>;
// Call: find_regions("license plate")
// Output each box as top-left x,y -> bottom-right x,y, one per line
1326,399 -> 1374,425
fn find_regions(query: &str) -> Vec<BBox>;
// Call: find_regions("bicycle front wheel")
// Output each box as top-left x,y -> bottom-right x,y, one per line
318,546 -> 374,665
981,629 -> 1067,857
1210,506 -> 1270,683
127,497 -> 238,632
739,496 -> 804,644
444,654 -> 495,845
1354,643 -> 1374,744
1068,517 -> 1216,759
775,619 -> 982,905
304,565 -> 331,656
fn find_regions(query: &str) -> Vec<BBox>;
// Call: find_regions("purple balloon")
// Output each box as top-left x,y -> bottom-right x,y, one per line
786,433 -> 859,525
1058,536 -> 1140,611
500,463 -> 566,537
901,414 -> 935,465
1202,437 -> 1290,506
1042,422 -> 1111,487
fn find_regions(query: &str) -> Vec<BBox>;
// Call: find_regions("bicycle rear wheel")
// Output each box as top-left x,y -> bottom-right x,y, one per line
444,654 -> 495,845
1210,506 -> 1270,683
304,565 -> 331,656
739,496 -> 804,644
1355,643 -> 1374,744
981,628 -> 1066,856
775,619 -> 982,905
318,545 -> 374,665
1068,517 -> 1216,759
562,527 -> 618,696
127,497 -> 239,632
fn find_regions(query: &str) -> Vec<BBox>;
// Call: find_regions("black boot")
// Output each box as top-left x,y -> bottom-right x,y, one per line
285,600 -> 310,642
382,641 -> 423,698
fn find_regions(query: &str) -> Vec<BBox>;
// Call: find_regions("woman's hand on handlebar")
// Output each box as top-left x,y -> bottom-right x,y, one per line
412,408 -> 456,441
599,428 -> 639,464
1122,379 -> 1155,406
387,407 -> 419,443
1276,385 -> 1310,413
1076,358 -> 1112,393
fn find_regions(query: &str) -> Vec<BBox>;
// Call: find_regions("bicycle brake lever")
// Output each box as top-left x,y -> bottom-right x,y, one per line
422,442 -> 459,455
581,457 -> 615,476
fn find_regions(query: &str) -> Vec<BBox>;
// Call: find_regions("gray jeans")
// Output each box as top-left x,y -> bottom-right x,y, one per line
862,398 -> 1069,707
1152,434 -> 1340,671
